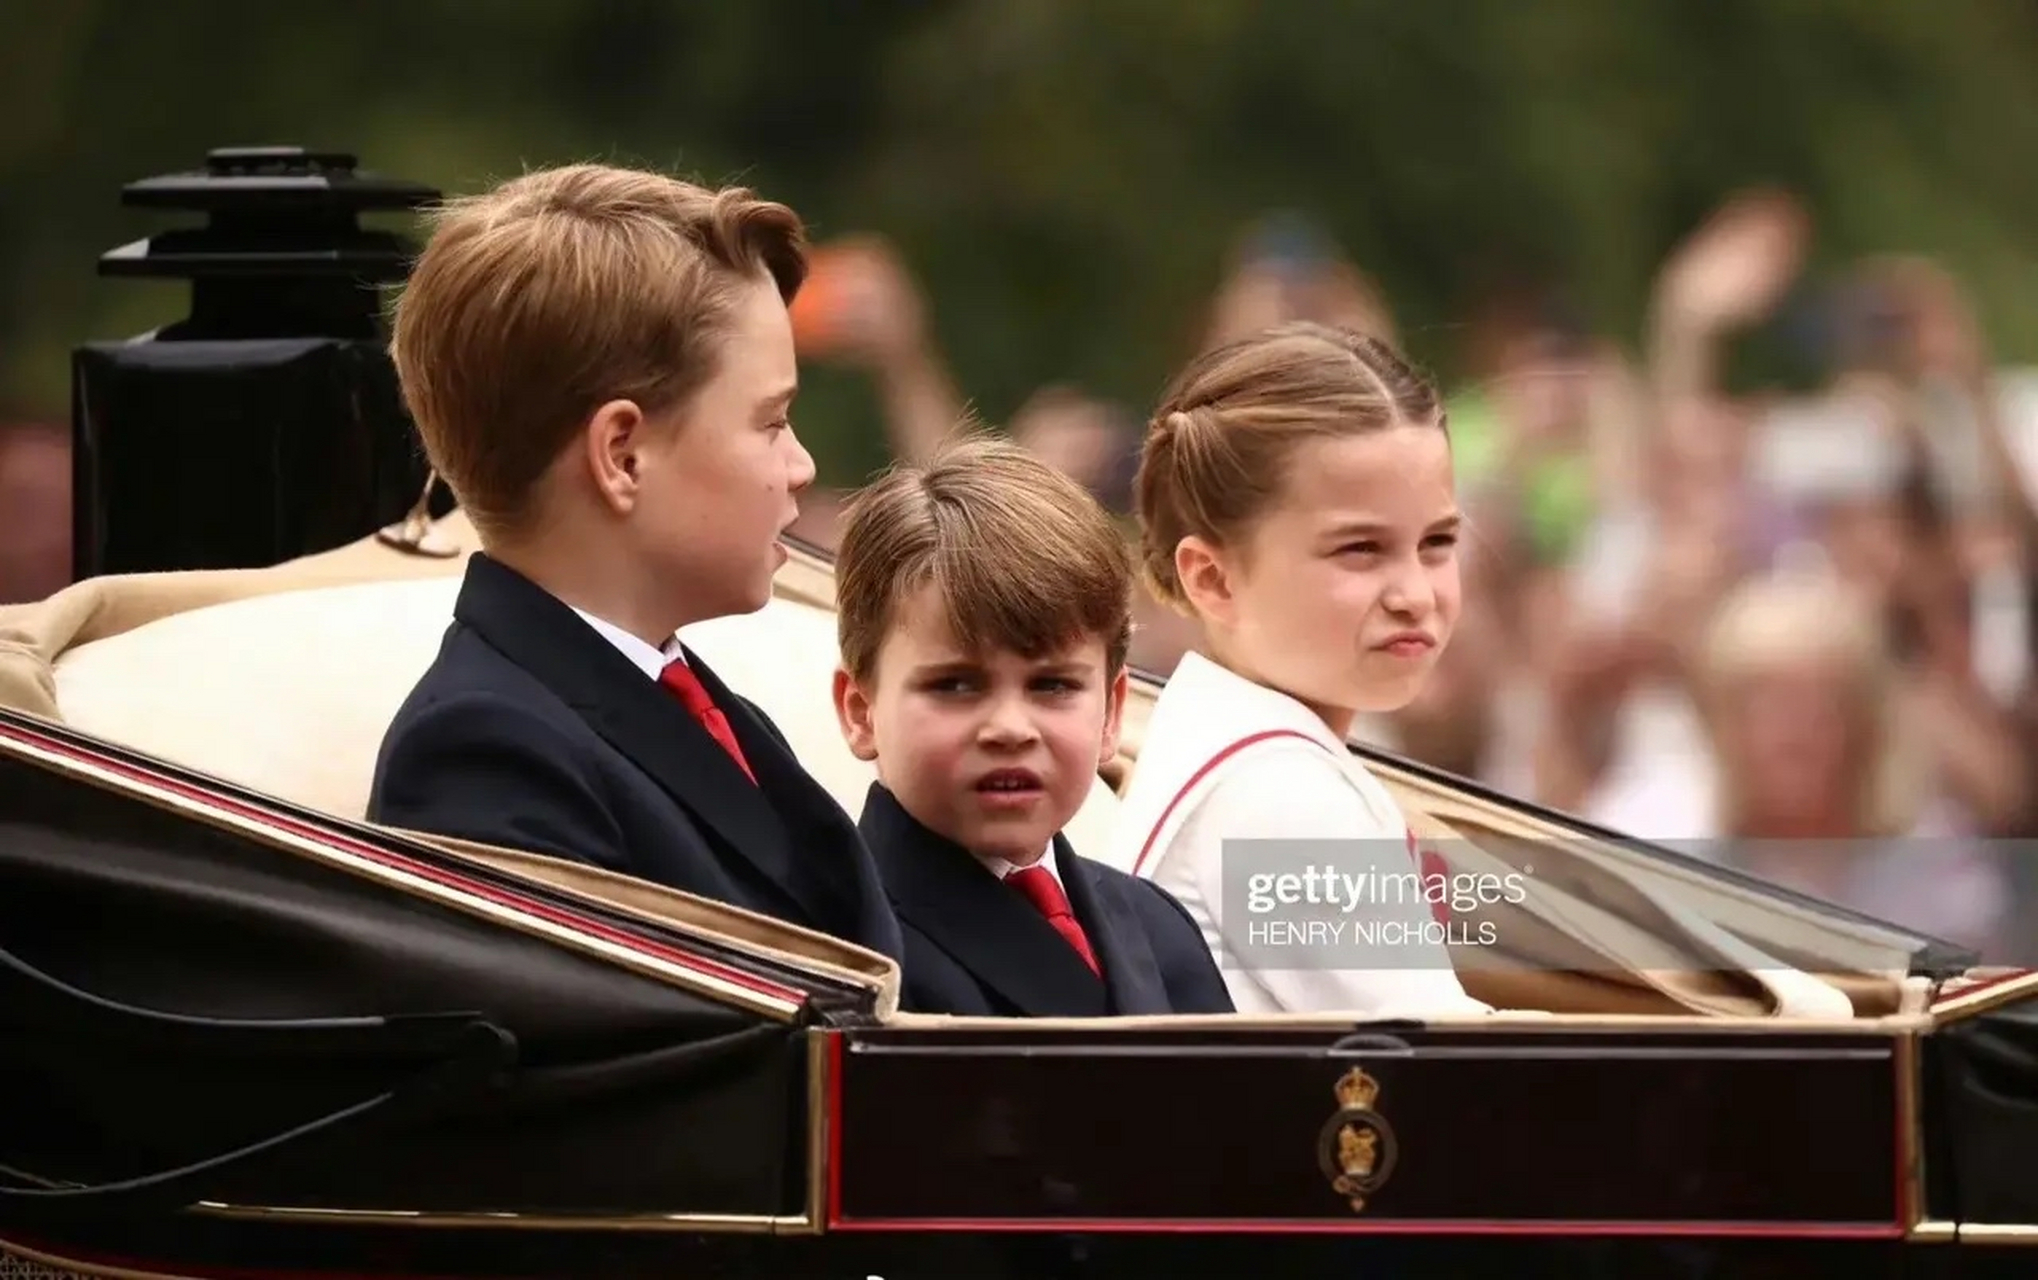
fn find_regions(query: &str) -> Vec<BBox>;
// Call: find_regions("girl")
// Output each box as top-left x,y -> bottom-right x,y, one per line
1108,322 -> 1490,1015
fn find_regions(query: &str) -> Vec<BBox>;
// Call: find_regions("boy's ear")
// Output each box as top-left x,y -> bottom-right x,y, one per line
585,398 -> 647,515
832,666 -> 879,762
1174,535 -> 1236,627
1096,666 -> 1130,767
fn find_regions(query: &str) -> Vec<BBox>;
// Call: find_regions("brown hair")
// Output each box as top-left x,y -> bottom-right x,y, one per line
836,433 -> 1134,683
388,163 -> 808,541
1133,321 -> 1445,610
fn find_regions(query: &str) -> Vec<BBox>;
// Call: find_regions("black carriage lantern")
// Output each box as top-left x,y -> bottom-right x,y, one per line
70,146 -> 444,579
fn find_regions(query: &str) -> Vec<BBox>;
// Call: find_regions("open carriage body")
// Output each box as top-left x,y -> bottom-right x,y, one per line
2,520 -> 2035,1279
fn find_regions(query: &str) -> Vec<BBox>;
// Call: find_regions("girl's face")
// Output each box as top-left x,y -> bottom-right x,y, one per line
1178,425 -> 1462,735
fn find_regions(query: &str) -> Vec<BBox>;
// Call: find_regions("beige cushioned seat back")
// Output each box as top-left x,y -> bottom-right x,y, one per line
53,575 -> 463,819
30,542 -> 1124,852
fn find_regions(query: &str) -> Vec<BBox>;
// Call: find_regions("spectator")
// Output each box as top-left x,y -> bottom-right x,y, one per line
0,422 -> 69,605
1689,571 -> 2012,955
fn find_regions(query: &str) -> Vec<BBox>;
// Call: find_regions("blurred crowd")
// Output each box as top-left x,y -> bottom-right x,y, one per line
3,188 -> 2033,959
781,190 -> 2038,961
0,420 -> 67,607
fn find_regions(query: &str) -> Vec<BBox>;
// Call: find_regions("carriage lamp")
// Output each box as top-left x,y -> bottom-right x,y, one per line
69,146 -> 442,580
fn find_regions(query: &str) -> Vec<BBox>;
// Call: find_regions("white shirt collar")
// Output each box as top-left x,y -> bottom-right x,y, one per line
571,607 -> 681,681
977,847 -> 1064,891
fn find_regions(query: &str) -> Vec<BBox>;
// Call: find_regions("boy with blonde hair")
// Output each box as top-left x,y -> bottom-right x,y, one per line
370,163 -> 900,961
831,435 -> 1231,1016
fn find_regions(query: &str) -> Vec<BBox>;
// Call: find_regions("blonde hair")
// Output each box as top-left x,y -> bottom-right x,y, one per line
1133,322 -> 1445,611
835,433 -> 1134,684
1694,571 -> 1920,838
388,163 -> 808,542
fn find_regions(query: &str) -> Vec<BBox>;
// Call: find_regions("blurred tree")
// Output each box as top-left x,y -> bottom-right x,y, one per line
4,0 -> 2038,481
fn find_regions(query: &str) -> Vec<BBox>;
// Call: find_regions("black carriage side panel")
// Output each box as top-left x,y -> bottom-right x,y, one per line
0,745 -> 816,1225
830,1023 -> 1905,1232
1922,988 -> 2038,1231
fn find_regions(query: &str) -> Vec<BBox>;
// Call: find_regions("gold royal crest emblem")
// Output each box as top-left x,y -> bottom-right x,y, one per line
1315,1066 -> 1398,1213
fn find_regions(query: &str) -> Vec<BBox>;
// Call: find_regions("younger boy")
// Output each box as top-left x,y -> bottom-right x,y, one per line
369,163 -> 901,962
831,436 -> 1233,1016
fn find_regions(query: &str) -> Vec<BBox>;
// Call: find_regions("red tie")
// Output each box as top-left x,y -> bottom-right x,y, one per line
1005,865 -> 1101,976
1408,828 -> 1451,926
659,659 -> 756,784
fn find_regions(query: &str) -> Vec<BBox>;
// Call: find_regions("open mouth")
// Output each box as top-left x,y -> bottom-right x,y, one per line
975,768 -> 1044,795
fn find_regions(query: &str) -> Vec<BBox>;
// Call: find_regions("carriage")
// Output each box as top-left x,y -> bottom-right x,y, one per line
0,508 -> 2033,1279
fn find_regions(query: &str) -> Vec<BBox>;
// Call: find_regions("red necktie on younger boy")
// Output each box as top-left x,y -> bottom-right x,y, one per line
659,658 -> 756,784
1005,865 -> 1101,977
1407,828 -> 1451,926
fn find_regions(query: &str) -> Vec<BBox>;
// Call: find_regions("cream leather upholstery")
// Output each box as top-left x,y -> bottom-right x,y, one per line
46,574 -> 1124,852
53,576 -> 462,820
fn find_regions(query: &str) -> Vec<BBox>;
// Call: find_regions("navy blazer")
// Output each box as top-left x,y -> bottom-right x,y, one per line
367,553 -> 904,963
857,783 -> 1234,1017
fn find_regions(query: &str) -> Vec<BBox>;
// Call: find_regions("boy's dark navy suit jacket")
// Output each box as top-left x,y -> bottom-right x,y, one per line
367,552 -> 904,964
857,783 -> 1234,1017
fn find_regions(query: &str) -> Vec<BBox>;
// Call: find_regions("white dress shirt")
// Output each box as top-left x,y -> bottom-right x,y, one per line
571,607 -> 681,680
976,847 -> 1065,892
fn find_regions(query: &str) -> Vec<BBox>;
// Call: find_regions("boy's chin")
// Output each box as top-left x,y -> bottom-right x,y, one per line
656,546 -> 778,615
728,559 -> 779,612
958,811 -> 1069,865
937,779 -> 1092,858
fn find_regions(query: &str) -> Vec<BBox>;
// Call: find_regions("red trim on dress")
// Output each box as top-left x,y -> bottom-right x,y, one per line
1129,729 -> 1322,876
1131,729 -> 1439,916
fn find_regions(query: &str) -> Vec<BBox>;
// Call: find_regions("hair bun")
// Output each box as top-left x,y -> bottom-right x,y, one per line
1154,408 -> 1196,447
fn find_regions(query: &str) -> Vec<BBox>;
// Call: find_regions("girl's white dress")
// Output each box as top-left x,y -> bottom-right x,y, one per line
1107,651 -> 1491,1016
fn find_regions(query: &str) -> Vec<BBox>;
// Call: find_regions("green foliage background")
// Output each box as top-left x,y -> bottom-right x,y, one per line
5,0 -> 2038,485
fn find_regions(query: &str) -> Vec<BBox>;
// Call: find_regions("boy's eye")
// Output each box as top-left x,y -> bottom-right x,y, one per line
1032,676 -> 1082,694
1337,541 -> 1382,557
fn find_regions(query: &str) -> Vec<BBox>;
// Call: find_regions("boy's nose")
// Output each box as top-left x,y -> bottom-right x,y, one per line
784,427 -> 818,492
976,698 -> 1038,746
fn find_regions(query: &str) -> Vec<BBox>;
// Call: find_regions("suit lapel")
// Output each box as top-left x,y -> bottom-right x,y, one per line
685,650 -> 879,923
1056,838 -> 1173,1015
860,786 -> 1105,1017
452,555 -> 826,925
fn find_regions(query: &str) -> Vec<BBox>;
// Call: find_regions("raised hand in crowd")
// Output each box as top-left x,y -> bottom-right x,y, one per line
1649,188 -> 1810,405
791,235 -> 968,465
